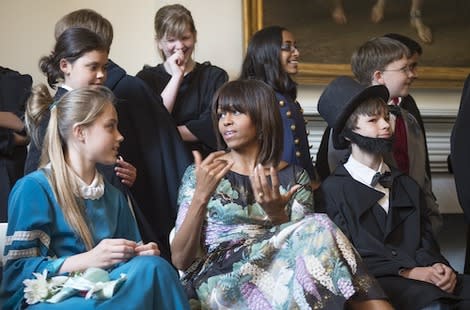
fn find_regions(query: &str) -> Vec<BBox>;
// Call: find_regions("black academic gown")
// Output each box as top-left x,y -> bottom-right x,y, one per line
322,165 -> 469,309
400,95 -> 431,180
0,67 -> 32,222
106,60 -> 191,262
137,61 -> 228,158
451,74 -> 470,273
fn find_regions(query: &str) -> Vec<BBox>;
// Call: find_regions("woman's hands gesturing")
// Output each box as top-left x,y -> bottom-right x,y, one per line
250,164 -> 300,225
193,150 -> 233,204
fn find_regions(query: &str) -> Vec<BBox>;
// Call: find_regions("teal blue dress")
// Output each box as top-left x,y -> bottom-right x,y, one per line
176,164 -> 386,309
1,169 -> 189,310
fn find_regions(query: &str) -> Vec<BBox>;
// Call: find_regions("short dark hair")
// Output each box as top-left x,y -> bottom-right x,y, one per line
39,27 -> 107,88
212,80 -> 283,166
384,33 -> 422,56
345,97 -> 389,131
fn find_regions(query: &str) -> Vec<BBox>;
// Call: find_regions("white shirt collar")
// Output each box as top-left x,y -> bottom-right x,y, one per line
344,155 -> 389,186
60,84 -> 73,92
344,155 -> 391,212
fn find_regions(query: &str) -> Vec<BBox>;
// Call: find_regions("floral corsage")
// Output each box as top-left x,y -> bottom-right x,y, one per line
23,267 -> 127,305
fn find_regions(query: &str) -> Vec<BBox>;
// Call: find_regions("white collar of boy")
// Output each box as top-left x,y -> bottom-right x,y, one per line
344,155 -> 390,212
389,97 -> 402,105
43,163 -> 105,200
60,84 -> 74,92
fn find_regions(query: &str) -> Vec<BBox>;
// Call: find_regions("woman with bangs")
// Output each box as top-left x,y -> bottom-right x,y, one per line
137,4 -> 228,158
171,79 -> 391,309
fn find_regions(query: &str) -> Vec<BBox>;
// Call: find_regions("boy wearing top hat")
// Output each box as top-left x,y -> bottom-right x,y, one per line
319,76 -> 470,310
316,36 -> 442,235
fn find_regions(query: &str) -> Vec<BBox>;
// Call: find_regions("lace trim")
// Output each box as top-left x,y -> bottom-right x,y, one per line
42,164 -> 105,200
75,172 -> 104,200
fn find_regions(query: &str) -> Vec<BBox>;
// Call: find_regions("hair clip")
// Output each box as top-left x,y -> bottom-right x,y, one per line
49,101 -> 59,111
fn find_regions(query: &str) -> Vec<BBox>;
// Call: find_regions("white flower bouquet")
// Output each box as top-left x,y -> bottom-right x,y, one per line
23,267 -> 127,305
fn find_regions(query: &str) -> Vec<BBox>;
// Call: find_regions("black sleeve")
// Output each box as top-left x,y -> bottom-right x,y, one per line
451,74 -> 470,223
315,127 -> 332,181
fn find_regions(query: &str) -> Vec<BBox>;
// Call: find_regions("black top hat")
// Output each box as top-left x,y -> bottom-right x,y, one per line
317,76 -> 389,149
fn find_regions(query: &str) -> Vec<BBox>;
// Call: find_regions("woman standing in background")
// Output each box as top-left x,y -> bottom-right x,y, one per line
137,4 -> 228,158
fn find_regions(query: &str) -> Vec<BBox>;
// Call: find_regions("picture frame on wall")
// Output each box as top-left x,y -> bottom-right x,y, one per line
243,0 -> 470,88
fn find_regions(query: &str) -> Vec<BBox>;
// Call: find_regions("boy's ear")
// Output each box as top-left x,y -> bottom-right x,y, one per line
372,70 -> 385,85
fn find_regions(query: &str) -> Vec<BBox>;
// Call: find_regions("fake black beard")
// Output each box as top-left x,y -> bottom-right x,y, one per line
342,129 -> 394,155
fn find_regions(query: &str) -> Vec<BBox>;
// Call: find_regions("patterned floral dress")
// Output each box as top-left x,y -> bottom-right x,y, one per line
176,164 -> 386,309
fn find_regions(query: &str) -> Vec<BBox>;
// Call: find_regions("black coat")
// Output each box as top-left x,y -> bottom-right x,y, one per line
315,97 -> 442,233
0,67 -> 32,222
322,165 -> 468,309
106,61 -> 191,262
400,95 -> 432,180
451,75 -> 470,224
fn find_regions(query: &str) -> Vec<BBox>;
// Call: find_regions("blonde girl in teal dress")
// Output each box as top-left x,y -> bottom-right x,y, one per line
1,87 -> 189,309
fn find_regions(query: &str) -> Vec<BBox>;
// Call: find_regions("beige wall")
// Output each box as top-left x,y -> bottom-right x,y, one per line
0,0 -> 243,82
0,0 -> 462,114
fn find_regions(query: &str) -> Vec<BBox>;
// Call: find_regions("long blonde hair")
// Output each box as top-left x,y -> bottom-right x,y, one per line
29,86 -> 115,250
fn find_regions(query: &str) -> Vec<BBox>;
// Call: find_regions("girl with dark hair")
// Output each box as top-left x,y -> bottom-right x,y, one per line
240,26 -> 318,188
171,79 -> 391,309
24,27 -> 137,196
2,86 -> 189,309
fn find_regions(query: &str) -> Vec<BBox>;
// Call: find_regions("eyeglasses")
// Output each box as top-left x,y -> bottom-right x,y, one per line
280,43 -> 299,53
382,63 -> 417,74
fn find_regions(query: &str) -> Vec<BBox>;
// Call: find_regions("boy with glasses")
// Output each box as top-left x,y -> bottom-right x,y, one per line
316,36 -> 442,234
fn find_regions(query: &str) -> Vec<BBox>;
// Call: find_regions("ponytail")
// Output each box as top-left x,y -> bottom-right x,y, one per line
43,86 -> 115,250
39,54 -> 62,88
25,84 -> 53,150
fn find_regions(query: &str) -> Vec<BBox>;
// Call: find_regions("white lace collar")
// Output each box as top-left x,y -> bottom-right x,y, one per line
75,171 -> 105,200
43,164 -> 105,200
